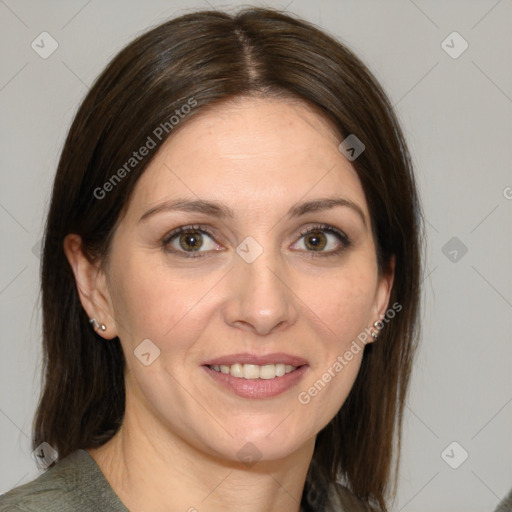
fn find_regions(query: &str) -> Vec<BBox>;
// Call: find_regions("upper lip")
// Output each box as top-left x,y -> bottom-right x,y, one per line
203,352 -> 308,367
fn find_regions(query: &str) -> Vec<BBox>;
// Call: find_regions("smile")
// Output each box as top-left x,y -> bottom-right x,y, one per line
207,363 -> 298,380
203,364 -> 308,399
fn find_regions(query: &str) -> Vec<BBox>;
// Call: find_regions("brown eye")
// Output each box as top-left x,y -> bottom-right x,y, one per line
162,225 -> 221,257
303,231 -> 327,251
178,231 -> 203,251
291,224 -> 351,256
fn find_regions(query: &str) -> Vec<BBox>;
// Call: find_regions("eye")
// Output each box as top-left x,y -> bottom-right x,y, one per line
291,224 -> 351,256
162,223 -> 351,259
162,225 -> 222,257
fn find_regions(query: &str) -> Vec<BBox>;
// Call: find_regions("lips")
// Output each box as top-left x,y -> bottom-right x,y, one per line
203,363 -> 309,399
202,352 -> 308,367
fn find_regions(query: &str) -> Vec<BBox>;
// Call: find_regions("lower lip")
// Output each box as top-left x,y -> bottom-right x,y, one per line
202,365 -> 309,399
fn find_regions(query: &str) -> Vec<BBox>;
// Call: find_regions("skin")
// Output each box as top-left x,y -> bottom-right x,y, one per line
64,96 -> 394,512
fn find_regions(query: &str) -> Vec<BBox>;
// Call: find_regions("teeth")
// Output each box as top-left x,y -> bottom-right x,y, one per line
209,363 -> 298,379
231,363 -> 244,378
243,364 -> 260,379
259,364 -> 277,379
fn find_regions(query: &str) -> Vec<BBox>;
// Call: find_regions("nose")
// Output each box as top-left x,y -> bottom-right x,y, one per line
222,246 -> 300,336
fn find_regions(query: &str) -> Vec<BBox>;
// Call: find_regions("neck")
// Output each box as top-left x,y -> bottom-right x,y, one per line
88,401 -> 314,512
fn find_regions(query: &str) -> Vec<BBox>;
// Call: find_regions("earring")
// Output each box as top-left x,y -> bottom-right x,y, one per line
371,320 -> 381,341
89,318 -> 106,332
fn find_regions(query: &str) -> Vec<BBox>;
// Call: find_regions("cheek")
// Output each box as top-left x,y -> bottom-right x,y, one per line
296,342 -> 364,432
290,264 -> 377,413
109,252 -> 220,355
108,253 -> 179,338
300,265 -> 377,343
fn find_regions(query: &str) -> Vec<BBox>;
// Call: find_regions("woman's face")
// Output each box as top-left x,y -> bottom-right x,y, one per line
90,97 -> 393,462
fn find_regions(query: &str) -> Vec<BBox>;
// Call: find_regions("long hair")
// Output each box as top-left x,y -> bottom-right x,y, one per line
34,7 -> 423,511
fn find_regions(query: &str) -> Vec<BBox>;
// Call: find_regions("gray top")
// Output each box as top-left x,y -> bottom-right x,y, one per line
0,450 -> 372,511
0,450 -> 128,512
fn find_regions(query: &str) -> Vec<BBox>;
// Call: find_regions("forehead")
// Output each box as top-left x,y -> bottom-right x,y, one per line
126,96 -> 368,221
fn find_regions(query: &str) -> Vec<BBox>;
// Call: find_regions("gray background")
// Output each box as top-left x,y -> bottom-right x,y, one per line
1,1 -> 511,510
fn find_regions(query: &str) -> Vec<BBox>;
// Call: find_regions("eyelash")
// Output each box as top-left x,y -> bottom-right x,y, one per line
161,223 -> 351,259
296,224 -> 351,257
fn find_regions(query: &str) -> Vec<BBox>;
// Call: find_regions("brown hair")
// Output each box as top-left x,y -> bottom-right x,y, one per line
34,7 -> 423,511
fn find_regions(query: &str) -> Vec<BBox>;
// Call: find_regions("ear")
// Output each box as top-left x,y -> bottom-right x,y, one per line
63,234 -> 118,340
368,254 -> 396,342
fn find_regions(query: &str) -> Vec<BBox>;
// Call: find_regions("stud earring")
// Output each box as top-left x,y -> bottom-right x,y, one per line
371,320 -> 382,341
89,318 -> 106,332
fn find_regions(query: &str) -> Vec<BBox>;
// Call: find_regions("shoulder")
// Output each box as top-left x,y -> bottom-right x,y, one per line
0,450 -> 126,512
0,450 -> 90,512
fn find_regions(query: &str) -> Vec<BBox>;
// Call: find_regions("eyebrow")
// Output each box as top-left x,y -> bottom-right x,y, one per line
138,197 -> 367,228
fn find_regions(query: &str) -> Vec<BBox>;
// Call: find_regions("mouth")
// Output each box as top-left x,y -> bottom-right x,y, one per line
205,362 -> 302,380
201,353 -> 309,399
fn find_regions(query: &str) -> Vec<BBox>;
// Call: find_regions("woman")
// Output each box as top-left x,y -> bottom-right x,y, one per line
0,6 -> 423,512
